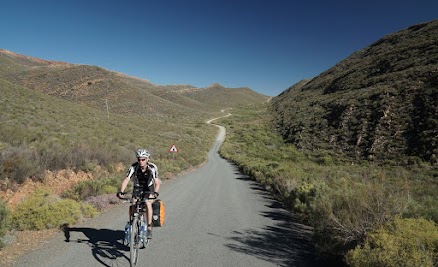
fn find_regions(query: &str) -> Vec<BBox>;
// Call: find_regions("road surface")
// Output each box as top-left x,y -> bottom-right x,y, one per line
13,119 -> 326,267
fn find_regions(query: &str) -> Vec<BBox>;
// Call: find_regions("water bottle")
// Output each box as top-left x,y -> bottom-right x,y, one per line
124,222 -> 131,244
140,221 -> 146,241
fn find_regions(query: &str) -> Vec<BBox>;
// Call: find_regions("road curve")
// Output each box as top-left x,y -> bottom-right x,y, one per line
12,116 -> 325,267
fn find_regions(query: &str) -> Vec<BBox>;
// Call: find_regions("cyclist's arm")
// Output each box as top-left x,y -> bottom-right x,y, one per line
120,176 -> 130,193
154,177 -> 160,194
119,165 -> 135,195
149,162 -> 160,195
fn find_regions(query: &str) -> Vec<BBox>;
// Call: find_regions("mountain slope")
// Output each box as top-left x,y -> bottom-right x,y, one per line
0,49 -> 269,121
0,49 -> 268,184
0,76 -> 220,181
271,19 -> 438,164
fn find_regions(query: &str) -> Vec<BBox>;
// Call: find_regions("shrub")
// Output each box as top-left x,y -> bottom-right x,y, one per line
312,150 -> 336,166
61,176 -> 120,201
0,200 -> 11,248
311,175 -> 410,254
85,194 -> 119,211
0,146 -> 42,184
405,195 -> 438,223
289,182 -> 318,214
345,217 -> 438,267
11,189 -> 97,230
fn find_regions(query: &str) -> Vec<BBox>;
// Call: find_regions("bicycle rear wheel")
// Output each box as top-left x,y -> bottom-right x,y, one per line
130,216 -> 140,267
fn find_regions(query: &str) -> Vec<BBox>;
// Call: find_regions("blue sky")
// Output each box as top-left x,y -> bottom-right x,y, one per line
1,0 -> 437,96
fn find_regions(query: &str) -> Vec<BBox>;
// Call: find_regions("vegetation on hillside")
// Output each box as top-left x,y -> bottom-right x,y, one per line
0,48 -> 267,187
0,78 -> 217,186
271,20 -> 438,165
218,104 -> 438,266
0,200 -> 8,248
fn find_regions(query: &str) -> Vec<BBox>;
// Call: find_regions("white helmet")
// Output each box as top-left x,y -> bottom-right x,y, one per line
136,149 -> 150,158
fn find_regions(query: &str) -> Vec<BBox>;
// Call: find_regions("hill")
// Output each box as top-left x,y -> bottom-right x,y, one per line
271,19 -> 438,165
0,49 -> 268,121
0,49 -> 268,186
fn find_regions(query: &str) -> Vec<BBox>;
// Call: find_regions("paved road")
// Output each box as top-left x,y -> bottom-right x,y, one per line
13,120 -> 325,267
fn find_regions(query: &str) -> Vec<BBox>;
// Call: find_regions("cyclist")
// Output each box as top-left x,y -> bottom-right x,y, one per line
117,148 -> 161,239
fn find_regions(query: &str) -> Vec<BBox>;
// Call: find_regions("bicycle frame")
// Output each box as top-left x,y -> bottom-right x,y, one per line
121,190 -> 157,267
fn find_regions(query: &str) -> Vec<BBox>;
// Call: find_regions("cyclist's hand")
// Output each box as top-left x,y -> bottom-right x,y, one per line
154,192 -> 159,198
117,191 -> 125,199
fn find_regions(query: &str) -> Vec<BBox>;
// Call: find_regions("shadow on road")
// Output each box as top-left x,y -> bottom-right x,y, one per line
62,225 -> 130,267
227,167 -> 345,267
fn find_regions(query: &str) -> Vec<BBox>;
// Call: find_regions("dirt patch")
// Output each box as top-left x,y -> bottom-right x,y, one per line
1,171 -> 89,209
0,229 -> 58,267
0,166 -> 114,209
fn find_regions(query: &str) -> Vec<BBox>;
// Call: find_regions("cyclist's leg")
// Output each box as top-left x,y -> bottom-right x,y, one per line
145,200 -> 154,227
145,199 -> 155,238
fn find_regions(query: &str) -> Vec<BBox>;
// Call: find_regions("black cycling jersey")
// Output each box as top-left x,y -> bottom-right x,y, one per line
126,162 -> 159,196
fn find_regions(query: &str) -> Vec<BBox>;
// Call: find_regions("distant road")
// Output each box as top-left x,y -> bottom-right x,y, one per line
13,115 -> 326,267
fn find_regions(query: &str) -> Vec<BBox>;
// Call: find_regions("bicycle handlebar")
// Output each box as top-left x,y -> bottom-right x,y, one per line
118,191 -> 158,202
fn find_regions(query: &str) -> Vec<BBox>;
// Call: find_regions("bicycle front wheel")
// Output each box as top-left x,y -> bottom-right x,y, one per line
130,216 -> 140,267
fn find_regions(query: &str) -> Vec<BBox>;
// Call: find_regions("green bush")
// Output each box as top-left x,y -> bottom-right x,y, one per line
289,182 -> 318,214
11,189 -> 97,230
0,200 -> 11,248
311,173 -> 411,254
61,176 -> 120,201
345,217 -> 438,267
405,195 -> 438,223
0,146 -> 42,183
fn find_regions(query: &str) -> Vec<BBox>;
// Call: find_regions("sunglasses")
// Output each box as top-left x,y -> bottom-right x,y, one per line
137,158 -> 148,162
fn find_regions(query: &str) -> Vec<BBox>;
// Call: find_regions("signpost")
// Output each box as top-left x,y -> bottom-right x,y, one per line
169,144 -> 178,159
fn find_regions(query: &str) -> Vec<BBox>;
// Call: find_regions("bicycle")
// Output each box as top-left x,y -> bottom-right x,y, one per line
120,190 -> 158,267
